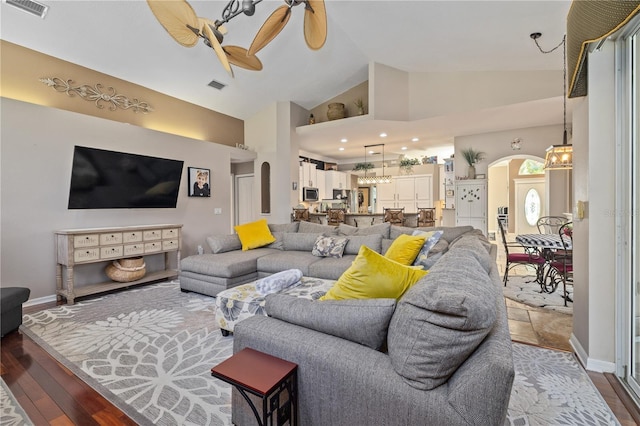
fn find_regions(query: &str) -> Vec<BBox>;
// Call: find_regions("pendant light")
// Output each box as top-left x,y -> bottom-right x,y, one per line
531,32 -> 572,170
357,144 -> 392,185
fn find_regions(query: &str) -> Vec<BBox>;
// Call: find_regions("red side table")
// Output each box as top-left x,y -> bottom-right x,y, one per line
211,347 -> 298,426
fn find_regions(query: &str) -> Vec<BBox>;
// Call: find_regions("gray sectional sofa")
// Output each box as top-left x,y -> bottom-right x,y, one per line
179,221 -> 475,297
231,230 -> 515,426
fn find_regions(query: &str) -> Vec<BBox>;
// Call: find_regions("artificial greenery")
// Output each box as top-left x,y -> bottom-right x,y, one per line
460,148 -> 485,166
353,162 -> 374,171
400,158 -> 421,167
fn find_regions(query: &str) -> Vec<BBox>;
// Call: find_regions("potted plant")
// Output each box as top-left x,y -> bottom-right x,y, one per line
354,99 -> 365,115
399,157 -> 420,174
460,148 -> 485,179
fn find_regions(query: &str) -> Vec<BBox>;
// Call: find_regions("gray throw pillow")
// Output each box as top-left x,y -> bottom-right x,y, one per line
311,235 -> 349,258
387,252 -> 498,390
269,222 -> 300,233
266,294 -> 396,350
298,221 -> 338,235
337,222 -> 391,239
343,234 -> 383,255
283,232 -> 322,251
206,234 -> 242,253
266,231 -> 285,250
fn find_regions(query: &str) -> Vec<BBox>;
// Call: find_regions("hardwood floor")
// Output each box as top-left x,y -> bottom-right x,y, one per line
2,298 -> 639,425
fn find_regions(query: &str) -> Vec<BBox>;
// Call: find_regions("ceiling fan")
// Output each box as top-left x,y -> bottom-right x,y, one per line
146,0 -> 327,77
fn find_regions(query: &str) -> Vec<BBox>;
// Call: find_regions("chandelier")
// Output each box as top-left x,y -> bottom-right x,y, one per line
357,144 -> 392,185
531,32 -> 573,170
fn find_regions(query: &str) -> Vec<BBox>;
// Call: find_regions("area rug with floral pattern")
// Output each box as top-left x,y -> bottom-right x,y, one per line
17,281 -> 617,425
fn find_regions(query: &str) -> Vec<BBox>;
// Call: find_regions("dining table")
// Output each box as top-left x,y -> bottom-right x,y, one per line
515,233 -> 573,293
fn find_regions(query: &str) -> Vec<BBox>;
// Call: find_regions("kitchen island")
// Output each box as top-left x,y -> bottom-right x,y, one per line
307,212 -> 424,227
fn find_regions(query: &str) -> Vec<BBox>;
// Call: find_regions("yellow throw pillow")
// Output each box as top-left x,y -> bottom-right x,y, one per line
320,246 -> 428,301
384,234 -> 427,265
234,219 -> 276,251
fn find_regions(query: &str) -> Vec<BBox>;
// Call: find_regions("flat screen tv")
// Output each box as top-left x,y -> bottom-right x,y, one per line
68,146 -> 184,209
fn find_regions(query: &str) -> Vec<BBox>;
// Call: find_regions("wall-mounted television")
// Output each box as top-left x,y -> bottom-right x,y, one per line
68,146 -> 184,209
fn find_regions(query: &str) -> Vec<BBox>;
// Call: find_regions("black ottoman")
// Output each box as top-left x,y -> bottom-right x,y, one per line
1,287 -> 30,337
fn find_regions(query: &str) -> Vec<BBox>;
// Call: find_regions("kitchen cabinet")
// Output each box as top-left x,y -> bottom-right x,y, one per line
300,162 -> 319,188
375,175 -> 433,213
455,179 -> 487,235
325,170 -> 349,191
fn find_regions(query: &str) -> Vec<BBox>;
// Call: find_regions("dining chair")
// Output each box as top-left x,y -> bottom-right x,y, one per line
292,208 -> 310,222
383,208 -> 405,226
498,217 -> 545,286
326,208 -> 346,226
536,216 -> 569,234
547,222 -> 573,306
416,207 -> 436,227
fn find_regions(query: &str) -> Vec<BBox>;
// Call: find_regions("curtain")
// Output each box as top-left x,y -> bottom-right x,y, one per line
568,0 -> 640,98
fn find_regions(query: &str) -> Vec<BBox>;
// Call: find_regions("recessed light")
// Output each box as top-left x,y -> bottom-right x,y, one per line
340,138 -> 347,143
412,137 -> 419,142
339,147 -> 345,151
379,132 -> 387,138
401,146 -> 407,150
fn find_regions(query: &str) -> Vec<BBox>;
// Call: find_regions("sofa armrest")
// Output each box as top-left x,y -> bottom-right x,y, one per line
233,316 -> 481,426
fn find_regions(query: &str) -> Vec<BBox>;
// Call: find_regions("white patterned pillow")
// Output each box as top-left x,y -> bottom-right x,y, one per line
312,235 -> 349,258
411,230 -> 444,269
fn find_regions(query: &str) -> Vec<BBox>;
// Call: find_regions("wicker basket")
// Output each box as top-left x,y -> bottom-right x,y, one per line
105,257 -> 146,282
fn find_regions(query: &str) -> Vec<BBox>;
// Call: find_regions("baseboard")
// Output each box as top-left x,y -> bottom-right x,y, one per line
24,294 -> 57,307
570,333 -> 616,373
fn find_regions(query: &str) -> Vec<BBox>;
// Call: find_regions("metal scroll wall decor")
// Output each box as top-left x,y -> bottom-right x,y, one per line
39,77 -> 153,113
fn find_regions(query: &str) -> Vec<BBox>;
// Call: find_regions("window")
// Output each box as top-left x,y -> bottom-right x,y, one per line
518,159 -> 544,175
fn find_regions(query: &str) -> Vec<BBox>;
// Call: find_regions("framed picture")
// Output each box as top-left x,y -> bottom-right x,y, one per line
188,167 -> 211,197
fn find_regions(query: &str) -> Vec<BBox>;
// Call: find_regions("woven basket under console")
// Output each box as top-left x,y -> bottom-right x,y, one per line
105,257 -> 146,282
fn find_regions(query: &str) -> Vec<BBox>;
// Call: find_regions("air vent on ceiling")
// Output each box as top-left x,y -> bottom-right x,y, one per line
208,79 -> 226,90
5,0 -> 48,18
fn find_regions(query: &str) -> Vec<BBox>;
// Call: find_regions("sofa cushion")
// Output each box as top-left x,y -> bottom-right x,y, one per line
256,251 -> 321,276
343,234 -> 383,255
387,248 -> 498,390
234,219 -> 276,250
181,249 -> 278,278
266,231 -> 285,250
298,221 -> 338,234
447,235 -> 492,273
337,222 -> 391,239
320,246 -> 427,301
266,294 -> 396,350
384,234 -> 426,265
307,255 -> 357,280
283,232 -> 321,251
206,234 -> 242,254
312,235 -> 349,258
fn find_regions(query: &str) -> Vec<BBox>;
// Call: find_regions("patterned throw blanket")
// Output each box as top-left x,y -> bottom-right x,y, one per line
255,269 -> 303,295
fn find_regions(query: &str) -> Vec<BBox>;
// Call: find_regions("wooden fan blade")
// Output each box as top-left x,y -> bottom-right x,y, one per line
147,0 -> 200,47
248,5 -> 291,56
203,22 -> 234,77
304,0 -> 326,50
224,46 -> 263,71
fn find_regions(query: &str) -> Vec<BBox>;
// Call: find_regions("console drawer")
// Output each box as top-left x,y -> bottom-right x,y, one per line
143,230 -> 162,241
123,243 -> 145,256
162,228 -> 179,239
144,241 -> 162,253
123,231 -> 143,243
100,232 -> 123,245
101,246 -> 123,259
162,239 -> 179,251
74,234 -> 99,248
74,248 -> 100,263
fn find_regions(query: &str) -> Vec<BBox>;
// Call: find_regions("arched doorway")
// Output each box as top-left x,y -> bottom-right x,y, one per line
487,155 -> 546,238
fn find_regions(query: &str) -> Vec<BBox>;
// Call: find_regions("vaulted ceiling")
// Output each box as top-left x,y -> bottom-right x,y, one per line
1,0 -> 571,161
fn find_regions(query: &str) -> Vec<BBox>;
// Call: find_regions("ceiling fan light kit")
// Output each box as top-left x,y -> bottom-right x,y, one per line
146,0 -> 327,77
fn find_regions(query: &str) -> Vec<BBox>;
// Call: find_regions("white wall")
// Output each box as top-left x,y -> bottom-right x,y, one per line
409,71 -> 563,120
488,164 -> 508,234
1,98 -> 245,300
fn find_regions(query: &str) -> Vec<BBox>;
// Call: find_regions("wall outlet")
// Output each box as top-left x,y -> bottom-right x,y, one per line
214,208 -> 222,215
